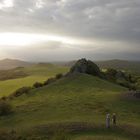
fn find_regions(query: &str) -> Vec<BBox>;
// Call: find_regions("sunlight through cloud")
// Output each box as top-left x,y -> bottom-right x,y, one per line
0,0 -> 14,9
0,32 -> 97,48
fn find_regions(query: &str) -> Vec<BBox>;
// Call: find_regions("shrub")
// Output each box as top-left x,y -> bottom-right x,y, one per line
117,79 -> 136,90
1,96 -> 7,101
44,78 -> 56,86
13,87 -> 32,97
55,73 -> 63,79
0,101 -> 13,116
33,82 -> 43,88
105,68 -> 118,81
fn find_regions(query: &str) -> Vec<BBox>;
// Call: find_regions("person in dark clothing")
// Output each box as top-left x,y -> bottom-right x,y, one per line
112,113 -> 116,126
106,113 -> 110,128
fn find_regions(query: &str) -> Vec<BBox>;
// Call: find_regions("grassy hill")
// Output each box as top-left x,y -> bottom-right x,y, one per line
0,64 -> 69,97
0,68 -> 28,81
0,73 -> 139,139
0,58 -> 33,70
0,59 -> 139,139
96,60 -> 140,74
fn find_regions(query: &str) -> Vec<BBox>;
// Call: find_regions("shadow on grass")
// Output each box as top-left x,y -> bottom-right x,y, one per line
25,122 -> 140,140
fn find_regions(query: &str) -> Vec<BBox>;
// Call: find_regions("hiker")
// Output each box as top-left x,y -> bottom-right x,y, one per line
106,113 -> 110,128
112,113 -> 116,126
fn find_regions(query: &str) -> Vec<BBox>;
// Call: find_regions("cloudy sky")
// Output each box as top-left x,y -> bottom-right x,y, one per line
0,0 -> 140,61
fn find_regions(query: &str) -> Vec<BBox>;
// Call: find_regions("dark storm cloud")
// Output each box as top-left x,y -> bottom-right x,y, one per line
0,0 -> 140,60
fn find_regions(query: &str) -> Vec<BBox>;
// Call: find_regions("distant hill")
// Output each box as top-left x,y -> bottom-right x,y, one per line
0,68 -> 28,81
0,58 -> 33,70
95,59 -> 140,73
1,58 -> 140,73
54,59 -> 140,73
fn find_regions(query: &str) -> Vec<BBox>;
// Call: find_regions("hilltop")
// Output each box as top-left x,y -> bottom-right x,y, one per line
68,58 -> 101,77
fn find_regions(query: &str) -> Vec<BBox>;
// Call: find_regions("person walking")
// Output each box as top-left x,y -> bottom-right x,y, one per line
106,113 -> 110,128
112,113 -> 116,126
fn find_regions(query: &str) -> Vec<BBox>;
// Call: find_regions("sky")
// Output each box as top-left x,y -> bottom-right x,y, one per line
0,0 -> 140,61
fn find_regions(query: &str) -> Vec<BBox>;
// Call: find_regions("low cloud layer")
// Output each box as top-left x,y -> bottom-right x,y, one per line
0,0 -> 140,61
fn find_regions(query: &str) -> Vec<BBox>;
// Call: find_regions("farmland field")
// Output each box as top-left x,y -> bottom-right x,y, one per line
0,64 -> 69,97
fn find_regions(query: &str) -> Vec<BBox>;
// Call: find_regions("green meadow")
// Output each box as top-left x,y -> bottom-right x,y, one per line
0,61 -> 139,140
0,72 -> 140,139
0,64 -> 69,97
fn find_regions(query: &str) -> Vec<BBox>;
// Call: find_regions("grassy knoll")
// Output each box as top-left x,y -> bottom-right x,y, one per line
0,74 -> 139,131
0,72 -> 139,139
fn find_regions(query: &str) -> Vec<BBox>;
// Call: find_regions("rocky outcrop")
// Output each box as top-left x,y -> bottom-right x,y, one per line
133,91 -> 140,98
125,91 -> 140,99
68,58 -> 101,77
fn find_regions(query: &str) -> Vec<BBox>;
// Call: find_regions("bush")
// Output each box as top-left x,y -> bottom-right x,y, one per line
117,79 -> 136,90
44,78 -> 56,86
105,68 -> 118,81
33,82 -> 43,88
13,87 -> 32,97
0,101 -> 13,116
1,96 -> 7,101
55,73 -> 63,79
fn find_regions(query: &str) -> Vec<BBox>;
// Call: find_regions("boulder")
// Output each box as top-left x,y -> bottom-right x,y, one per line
69,58 -> 101,77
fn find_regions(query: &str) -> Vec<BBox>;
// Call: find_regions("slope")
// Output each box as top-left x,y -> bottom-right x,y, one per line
0,73 -> 139,140
1,73 -> 139,129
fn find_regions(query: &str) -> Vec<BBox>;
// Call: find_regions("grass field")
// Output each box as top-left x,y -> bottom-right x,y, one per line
0,73 -> 139,139
0,64 -> 69,97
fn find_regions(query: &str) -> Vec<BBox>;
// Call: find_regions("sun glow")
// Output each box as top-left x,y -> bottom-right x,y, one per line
0,32 -> 95,48
0,0 -> 14,9
0,32 -> 73,47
